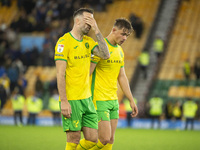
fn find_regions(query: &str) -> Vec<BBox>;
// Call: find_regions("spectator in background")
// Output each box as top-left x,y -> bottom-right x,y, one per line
165,101 -> 173,120
35,76 -> 43,98
42,34 -> 54,66
0,73 -> 10,96
172,100 -> 182,129
0,66 -> 5,77
139,50 -> 149,79
183,98 -> 198,130
17,74 -> 27,95
124,97 -> 137,127
172,100 -> 182,120
27,94 -> 43,125
20,48 -> 31,67
0,41 -> 7,65
129,13 -> 144,39
153,36 -> 164,59
183,59 -> 191,80
30,46 -> 40,66
194,56 -> 200,80
11,87 -> 25,126
6,62 -> 19,92
49,77 -> 57,94
14,58 -> 25,75
0,84 -> 7,110
196,101 -> 200,120
148,96 -> 164,129
48,89 -> 60,126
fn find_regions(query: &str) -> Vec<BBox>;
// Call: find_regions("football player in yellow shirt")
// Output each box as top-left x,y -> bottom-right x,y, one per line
89,18 -> 138,150
55,8 -> 109,150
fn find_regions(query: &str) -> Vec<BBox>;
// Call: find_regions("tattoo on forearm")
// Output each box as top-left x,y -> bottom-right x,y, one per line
94,33 -> 109,59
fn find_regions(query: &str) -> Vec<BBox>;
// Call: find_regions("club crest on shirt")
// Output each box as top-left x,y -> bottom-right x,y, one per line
85,43 -> 89,49
57,44 -> 64,53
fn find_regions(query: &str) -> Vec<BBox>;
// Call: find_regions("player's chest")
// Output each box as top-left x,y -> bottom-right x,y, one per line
67,42 -> 91,63
99,49 -> 123,68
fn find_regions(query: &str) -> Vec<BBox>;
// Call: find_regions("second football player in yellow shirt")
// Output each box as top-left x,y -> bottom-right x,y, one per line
88,18 -> 138,150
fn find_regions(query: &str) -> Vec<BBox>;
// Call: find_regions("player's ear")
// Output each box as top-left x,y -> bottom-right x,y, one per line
74,16 -> 81,25
112,27 -> 117,33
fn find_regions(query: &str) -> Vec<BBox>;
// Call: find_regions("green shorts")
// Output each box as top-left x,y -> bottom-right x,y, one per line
60,97 -> 98,132
96,100 -> 119,122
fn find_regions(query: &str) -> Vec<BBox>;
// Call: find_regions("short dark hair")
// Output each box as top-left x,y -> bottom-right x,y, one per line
73,8 -> 94,18
114,18 -> 133,33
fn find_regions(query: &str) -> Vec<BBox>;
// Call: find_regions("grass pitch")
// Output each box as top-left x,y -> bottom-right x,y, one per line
0,125 -> 199,150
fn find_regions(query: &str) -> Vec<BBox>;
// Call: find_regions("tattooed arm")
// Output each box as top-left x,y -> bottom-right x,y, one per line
84,13 -> 110,59
93,31 -> 110,59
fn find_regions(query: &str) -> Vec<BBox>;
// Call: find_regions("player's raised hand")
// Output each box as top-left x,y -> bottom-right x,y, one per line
130,100 -> 138,118
61,100 -> 72,118
83,13 -> 99,33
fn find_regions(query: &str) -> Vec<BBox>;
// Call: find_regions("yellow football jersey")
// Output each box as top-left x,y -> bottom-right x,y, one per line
91,38 -> 124,102
55,32 -> 97,100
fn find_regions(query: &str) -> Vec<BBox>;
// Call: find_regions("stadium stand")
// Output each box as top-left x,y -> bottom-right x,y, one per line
0,0 -> 19,26
159,0 -> 200,80
149,0 -> 200,104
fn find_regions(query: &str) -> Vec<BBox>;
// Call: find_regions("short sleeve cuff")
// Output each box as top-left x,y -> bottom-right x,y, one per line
91,60 -> 98,64
54,58 -> 67,62
91,45 -> 98,54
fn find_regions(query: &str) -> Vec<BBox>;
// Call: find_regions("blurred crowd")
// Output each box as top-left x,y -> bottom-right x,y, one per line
0,0 -> 113,110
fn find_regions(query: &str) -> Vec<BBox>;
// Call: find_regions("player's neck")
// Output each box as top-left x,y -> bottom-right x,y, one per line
106,35 -> 117,46
70,29 -> 83,41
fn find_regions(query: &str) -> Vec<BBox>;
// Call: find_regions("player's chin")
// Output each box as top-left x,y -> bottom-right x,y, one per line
119,41 -> 124,45
83,30 -> 90,35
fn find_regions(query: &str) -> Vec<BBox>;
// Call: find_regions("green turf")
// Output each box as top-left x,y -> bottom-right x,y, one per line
0,125 -> 200,150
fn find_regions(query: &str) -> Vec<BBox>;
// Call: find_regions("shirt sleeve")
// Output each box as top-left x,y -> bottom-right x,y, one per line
87,36 -> 98,54
54,37 -> 68,62
91,54 -> 101,64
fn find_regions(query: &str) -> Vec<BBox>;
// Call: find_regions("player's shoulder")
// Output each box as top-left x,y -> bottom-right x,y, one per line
83,35 -> 94,42
117,45 -> 124,58
118,45 -> 124,53
57,33 -> 70,44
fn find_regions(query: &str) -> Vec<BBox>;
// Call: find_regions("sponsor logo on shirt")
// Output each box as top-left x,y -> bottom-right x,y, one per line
74,54 -> 90,59
107,60 -> 122,63
55,54 -> 64,57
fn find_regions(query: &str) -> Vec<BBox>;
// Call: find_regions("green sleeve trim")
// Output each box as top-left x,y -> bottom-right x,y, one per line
91,60 -> 98,64
54,58 -> 67,62
91,45 -> 98,54
91,68 -> 96,100
121,66 -> 124,68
